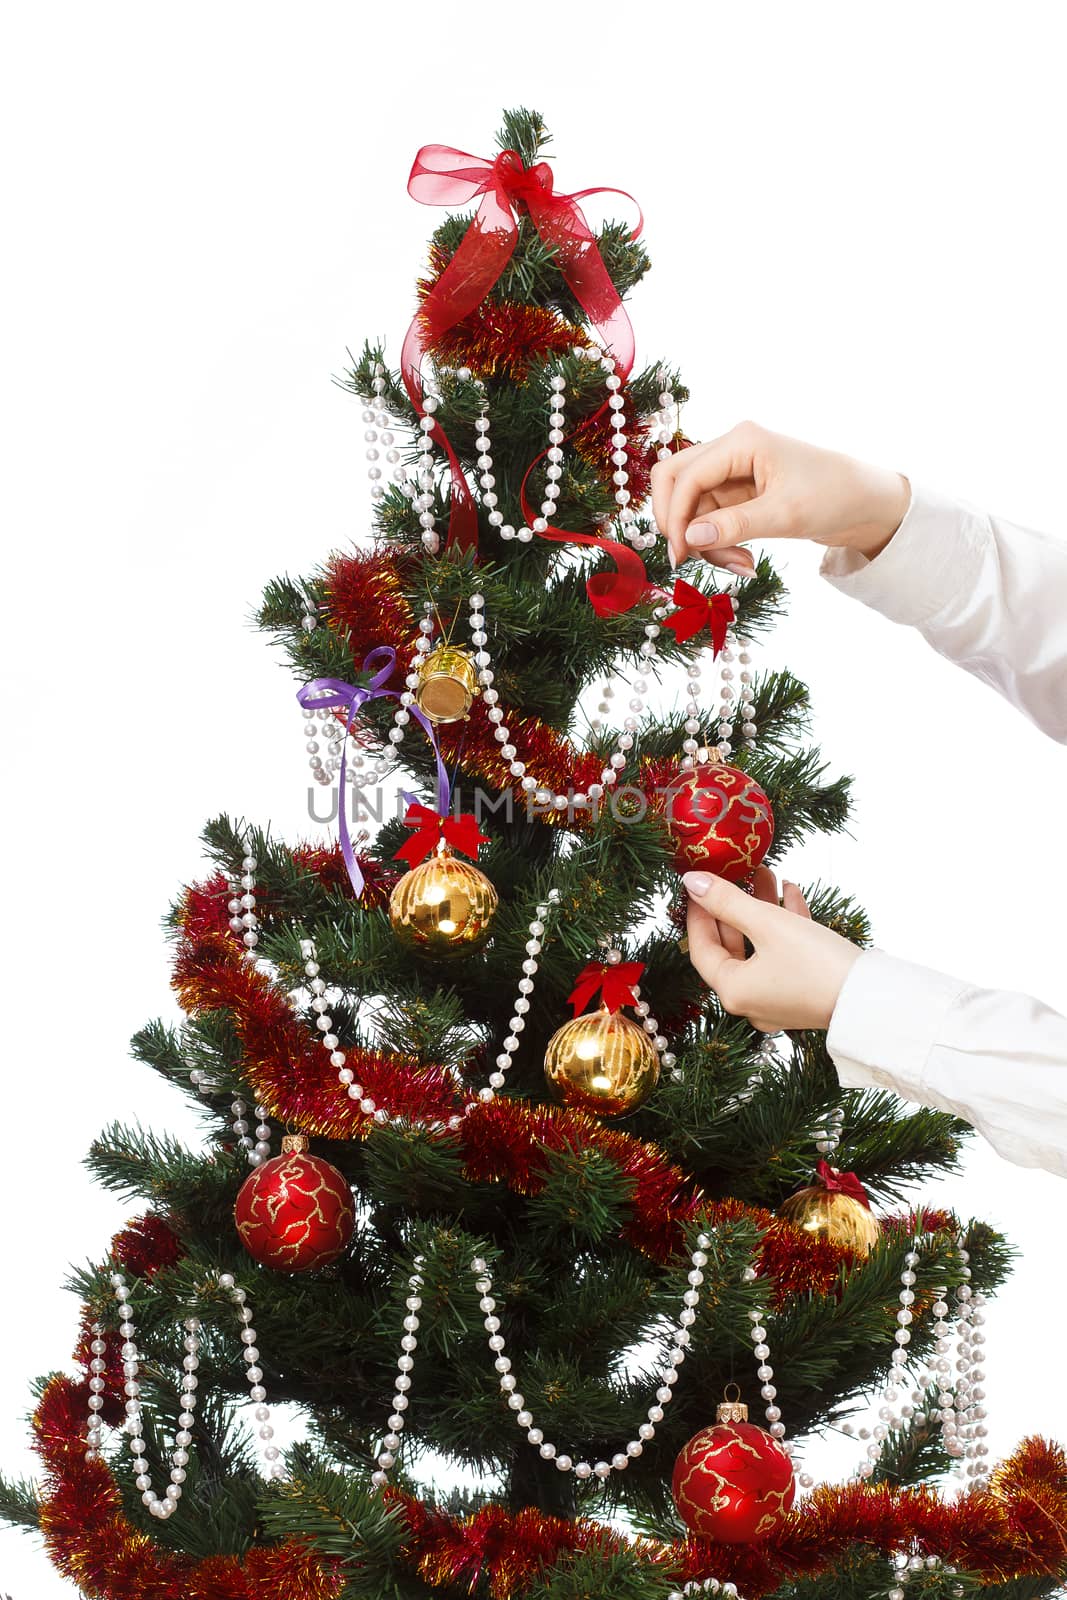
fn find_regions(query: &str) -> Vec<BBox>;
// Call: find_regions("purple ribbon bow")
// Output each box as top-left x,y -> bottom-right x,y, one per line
296,646 -> 450,897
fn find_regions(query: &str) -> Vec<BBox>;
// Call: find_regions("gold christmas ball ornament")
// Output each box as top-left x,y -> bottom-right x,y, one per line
414,644 -> 479,724
543,1006 -> 660,1118
388,847 -> 498,957
779,1183 -> 882,1259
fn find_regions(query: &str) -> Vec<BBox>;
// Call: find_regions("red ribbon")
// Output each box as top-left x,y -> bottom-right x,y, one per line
518,446 -> 654,617
660,579 -> 736,652
403,142 -> 650,613
394,803 -> 490,870
815,1159 -> 871,1209
567,960 -> 646,1017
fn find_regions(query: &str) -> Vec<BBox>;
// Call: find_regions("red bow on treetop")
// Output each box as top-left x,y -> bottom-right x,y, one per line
393,803 -> 490,870
660,579 -> 736,653
403,142 -> 651,617
567,960 -> 646,1017
814,1159 -> 872,1209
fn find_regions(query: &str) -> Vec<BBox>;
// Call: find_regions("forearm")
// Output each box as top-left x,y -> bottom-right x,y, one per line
827,949 -> 1067,1178
821,485 -> 1067,743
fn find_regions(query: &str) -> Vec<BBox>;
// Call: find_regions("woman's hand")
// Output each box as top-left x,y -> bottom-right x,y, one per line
683,865 -> 862,1032
651,421 -> 910,576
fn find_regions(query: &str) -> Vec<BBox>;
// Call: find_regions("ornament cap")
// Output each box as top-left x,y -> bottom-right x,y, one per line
281,1133 -> 310,1156
716,1383 -> 749,1424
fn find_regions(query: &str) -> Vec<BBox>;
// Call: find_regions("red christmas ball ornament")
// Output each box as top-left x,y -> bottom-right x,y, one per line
234,1134 -> 354,1272
663,759 -> 774,882
672,1389 -> 795,1543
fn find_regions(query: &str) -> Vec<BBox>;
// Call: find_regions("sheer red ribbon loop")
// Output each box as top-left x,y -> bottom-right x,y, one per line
815,1159 -> 872,1209
402,142 -> 648,610
568,960 -> 646,1016
394,803 -> 489,869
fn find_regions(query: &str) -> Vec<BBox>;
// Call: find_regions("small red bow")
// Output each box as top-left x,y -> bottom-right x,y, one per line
815,1159 -> 871,1209
661,579 -> 736,653
393,804 -> 490,869
567,960 -> 646,1016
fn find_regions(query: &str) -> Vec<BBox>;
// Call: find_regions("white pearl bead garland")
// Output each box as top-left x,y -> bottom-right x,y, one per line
304,701 -> 348,788
741,1272 -> 791,1452
676,617 -> 755,770
596,941 -> 677,1078
954,1281 -> 988,1484
227,1096 -> 272,1167
480,890 -> 562,1101
360,357 -> 418,520
300,588 -> 320,636
912,1243 -> 988,1485
677,648 -> 708,771
468,592 -> 545,800
225,851 -> 261,956
886,1550 -> 962,1600
460,601 -> 658,808
85,1270 -> 282,1519
651,370 -> 677,466
415,390 -> 441,555
525,350 -> 656,551
481,1235 -> 712,1483
306,361 -> 406,787
473,378 -> 530,546
815,1105 -> 847,1158
836,1237 -> 990,1491
840,1240 -> 924,1482
370,1255 -> 425,1491
194,852 -> 270,1162
362,362 -> 392,509
675,610 -> 758,774
668,1580 -> 743,1600
297,938 -> 395,1128
296,884 -> 570,1125
405,592 -> 525,795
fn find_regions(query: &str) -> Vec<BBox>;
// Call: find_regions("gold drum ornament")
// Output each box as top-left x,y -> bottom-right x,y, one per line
414,644 -> 479,724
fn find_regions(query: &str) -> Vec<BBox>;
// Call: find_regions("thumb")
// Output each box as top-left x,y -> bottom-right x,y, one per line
685,493 -> 793,552
682,871 -> 772,941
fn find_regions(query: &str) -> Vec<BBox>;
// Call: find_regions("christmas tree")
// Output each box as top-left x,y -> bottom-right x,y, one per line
3,107 -> 1065,1600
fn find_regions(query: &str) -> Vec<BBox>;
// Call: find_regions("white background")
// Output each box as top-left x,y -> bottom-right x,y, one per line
2,4 -> 1065,1593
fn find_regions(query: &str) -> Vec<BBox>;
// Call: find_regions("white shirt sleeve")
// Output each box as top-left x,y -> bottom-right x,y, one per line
828,950 -> 1067,1178
820,483 -> 1067,743
819,485 -> 1067,1176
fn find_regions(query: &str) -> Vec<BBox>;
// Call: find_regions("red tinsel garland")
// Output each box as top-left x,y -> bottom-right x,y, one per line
33,1376 -> 345,1599
179,843 -> 395,947
417,258 -> 588,381
323,546 -> 418,665
109,1213 -> 185,1280
173,930 -> 462,1141
171,926 -> 941,1297
31,1372 -> 1067,1600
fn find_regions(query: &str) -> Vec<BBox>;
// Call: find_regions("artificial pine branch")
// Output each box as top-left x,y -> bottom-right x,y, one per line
0,1471 -> 40,1531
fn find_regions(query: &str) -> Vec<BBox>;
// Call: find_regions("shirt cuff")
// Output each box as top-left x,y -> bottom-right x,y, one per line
819,482 -> 989,629
826,948 -> 968,1102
